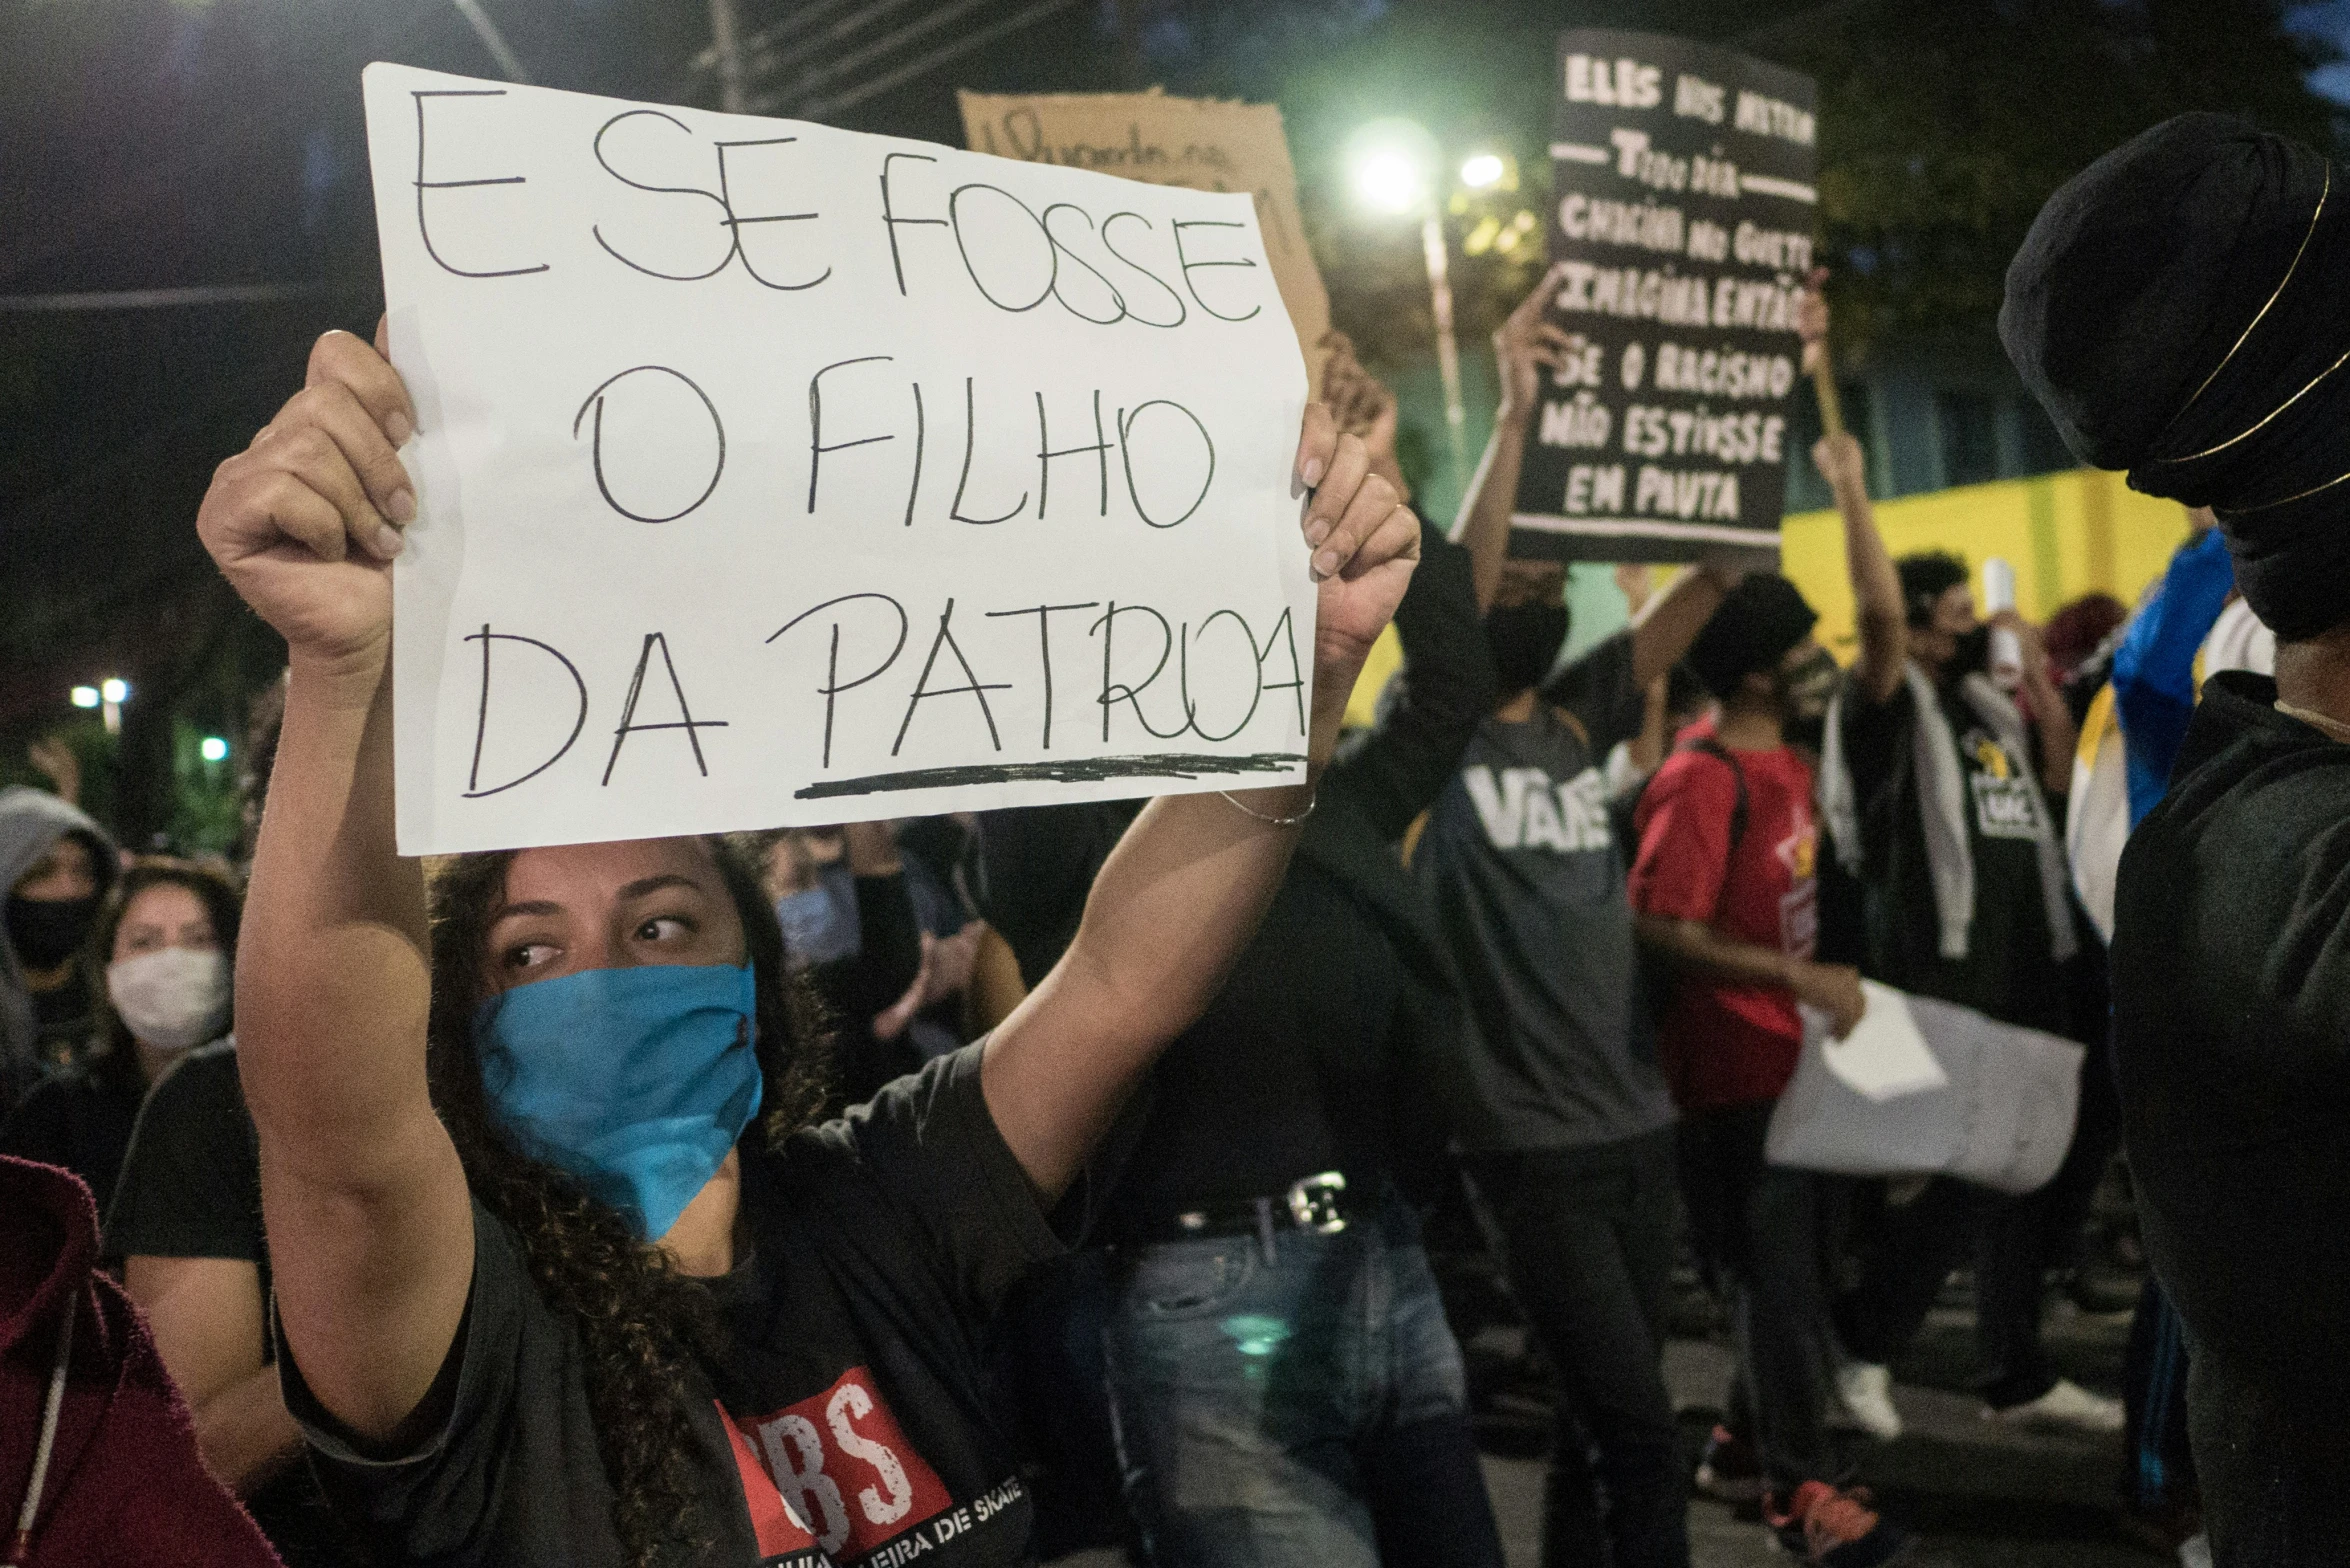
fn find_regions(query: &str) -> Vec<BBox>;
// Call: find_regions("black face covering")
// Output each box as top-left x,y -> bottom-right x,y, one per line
1774,647 -> 1840,721
5,894 -> 99,971
1949,625 -> 1993,679
2001,116 -> 2350,638
1485,602 -> 1570,695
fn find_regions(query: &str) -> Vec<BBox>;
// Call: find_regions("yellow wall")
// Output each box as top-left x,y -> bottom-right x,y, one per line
1345,623 -> 1406,726
1344,467 -> 2194,721
1782,468 -> 2194,662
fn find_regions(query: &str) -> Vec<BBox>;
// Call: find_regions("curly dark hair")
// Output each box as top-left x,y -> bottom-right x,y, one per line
423,835 -> 831,1568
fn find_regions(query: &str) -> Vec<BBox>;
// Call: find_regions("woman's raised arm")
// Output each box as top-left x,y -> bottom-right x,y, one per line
197,326 -> 474,1446
979,406 -> 1421,1199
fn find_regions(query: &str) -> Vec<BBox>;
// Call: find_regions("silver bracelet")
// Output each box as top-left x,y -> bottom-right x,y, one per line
1217,788 -> 1317,829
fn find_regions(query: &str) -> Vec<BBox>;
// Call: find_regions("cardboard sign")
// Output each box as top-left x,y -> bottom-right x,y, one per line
958,88 -> 1333,390
1511,30 -> 1819,563
361,65 -> 1313,855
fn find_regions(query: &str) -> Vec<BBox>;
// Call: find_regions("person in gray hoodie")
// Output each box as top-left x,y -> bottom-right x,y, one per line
0,785 -> 119,1109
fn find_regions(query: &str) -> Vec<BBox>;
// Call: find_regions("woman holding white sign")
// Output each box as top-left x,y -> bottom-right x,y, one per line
192,323 -> 1419,1568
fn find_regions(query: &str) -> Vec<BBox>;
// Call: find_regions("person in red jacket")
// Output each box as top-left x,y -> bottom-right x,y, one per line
1628,566 -> 1908,1568
2,1154 -> 281,1567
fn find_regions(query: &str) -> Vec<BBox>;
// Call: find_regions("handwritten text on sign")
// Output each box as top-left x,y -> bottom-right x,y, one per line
958,89 -> 1335,392
1510,30 -> 1818,565
362,65 -> 1312,855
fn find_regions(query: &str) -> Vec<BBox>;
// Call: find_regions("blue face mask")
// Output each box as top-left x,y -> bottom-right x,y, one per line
475,962 -> 762,1240
775,864 -> 860,971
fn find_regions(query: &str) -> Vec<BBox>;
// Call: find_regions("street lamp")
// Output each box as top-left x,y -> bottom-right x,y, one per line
1352,148 -> 1429,214
70,686 -> 99,710
200,736 -> 230,765
98,677 -> 129,738
1460,153 -> 1506,190
1346,119 -> 1467,472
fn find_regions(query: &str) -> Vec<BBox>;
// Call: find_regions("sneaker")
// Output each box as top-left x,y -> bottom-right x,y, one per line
1766,1480 -> 1913,1566
1695,1423 -> 1764,1504
2178,1533 -> 2212,1568
1983,1377 -> 2125,1435
1833,1361 -> 1904,1442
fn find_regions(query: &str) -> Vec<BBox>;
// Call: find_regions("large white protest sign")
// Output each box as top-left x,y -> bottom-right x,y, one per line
360,64 -> 1313,855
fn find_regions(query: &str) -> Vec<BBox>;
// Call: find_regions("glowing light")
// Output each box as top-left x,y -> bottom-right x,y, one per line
1220,1314 -> 1295,1358
1354,150 -> 1424,213
70,687 -> 99,709
100,678 -> 129,704
1460,153 -> 1505,189
1345,119 -> 1439,217
200,736 -> 230,763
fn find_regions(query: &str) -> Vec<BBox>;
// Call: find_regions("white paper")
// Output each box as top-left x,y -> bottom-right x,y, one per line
359,65 -> 1314,855
1980,557 -> 2017,614
1802,978 -> 1949,1103
1772,981 -> 2083,1196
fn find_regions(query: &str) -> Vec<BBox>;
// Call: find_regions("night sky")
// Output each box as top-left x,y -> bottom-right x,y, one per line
0,0 -> 1572,742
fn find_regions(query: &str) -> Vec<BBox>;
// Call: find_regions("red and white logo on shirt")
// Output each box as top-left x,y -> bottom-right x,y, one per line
723,1367 -> 953,1561
1774,800 -> 1819,958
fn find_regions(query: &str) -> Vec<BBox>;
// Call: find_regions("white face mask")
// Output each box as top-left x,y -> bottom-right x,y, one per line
107,947 -> 231,1053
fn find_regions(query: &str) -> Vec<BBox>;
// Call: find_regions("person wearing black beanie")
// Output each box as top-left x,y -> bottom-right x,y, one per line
2005,112 -> 2350,1566
1682,574 -> 1835,721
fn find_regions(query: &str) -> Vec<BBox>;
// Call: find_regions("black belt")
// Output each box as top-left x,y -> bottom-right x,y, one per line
1114,1171 -> 1359,1247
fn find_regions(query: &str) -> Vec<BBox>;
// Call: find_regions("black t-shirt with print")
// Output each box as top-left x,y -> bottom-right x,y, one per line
1838,677 -> 2068,1033
281,1044 -> 1060,1567
1414,630 -> 1676,1151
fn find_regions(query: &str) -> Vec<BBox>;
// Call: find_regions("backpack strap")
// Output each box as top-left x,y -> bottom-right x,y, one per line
1683,736 -> 1751,857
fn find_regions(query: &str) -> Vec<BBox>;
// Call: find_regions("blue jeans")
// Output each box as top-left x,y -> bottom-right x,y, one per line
1104,1195 -> 1504,1568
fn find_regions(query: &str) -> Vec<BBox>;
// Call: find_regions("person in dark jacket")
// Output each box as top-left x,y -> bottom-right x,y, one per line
2004,112 -> 2350,1566
0,785 -> 119,1109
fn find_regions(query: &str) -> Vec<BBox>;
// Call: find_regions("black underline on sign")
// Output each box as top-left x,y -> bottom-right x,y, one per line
794,752 -> 1307,799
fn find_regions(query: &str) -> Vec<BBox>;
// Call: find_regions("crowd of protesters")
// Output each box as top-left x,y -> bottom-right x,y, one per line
5,105 -> 2344,1568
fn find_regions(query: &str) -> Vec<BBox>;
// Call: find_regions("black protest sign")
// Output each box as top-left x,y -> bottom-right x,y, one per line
1510,30 -> 1819,564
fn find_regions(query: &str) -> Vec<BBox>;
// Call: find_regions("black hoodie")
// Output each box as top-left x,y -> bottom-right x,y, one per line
2111,669 -> 2350,1561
